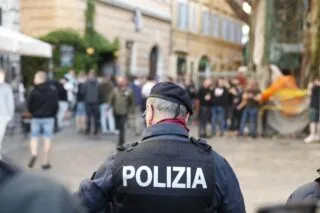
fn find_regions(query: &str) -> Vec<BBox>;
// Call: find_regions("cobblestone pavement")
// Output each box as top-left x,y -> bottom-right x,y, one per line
2,126 -> 320,213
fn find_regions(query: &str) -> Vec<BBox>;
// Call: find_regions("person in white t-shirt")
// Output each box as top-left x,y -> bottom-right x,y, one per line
141,76 -> 156,112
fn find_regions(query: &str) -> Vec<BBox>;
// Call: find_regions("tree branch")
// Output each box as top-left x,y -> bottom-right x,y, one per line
225,0 -> 250,24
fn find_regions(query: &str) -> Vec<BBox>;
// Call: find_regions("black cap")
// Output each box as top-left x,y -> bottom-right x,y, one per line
148,82 -> 193,115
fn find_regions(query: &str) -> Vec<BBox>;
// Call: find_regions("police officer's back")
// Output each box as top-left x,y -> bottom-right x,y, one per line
287,170 -> 320,203
0,159 -> 83,213
75,82 -> 246,213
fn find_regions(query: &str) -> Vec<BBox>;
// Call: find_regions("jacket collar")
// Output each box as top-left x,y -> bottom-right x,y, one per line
141,123 -> 189,141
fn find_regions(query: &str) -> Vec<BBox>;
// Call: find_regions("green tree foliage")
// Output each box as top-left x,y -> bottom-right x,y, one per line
21,0 -> 119,83
310,0 -> 320,79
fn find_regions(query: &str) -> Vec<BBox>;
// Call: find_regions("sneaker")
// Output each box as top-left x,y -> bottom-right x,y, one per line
42,164 -> 52,170
304,135 -> 317,144
28,156 -> 37,168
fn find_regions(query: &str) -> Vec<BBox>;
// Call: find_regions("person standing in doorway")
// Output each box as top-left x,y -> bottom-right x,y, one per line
83,70 -> 100,135
99,74 -> 115,135
75,72 -> 87,133
27,71 -> 58,169
0,69 -> 14,158
198,79 -> 213,138
109,76 -> 134,148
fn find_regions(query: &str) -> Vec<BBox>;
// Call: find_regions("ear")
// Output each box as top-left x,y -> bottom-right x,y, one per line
147,105 -> 155,126
185,113 -> 190,123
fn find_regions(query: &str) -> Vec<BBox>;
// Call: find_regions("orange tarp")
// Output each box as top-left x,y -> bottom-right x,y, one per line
261,76 -> 298,102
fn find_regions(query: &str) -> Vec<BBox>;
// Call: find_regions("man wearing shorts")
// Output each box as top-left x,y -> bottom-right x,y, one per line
305,76 -> 320,143
27,71 -> 59,169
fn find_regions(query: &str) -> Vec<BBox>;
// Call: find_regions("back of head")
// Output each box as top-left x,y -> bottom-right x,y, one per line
116,76 -> 128,88
145,82 -> 193,126
147,97 -> 188,122
34,71 -> 47,85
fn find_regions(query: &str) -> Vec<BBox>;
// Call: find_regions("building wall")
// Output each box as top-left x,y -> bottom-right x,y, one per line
0,0 -> 21,81
21,0 -> 85,37
95,1 -> 171,77
171,0 -> 244,80
20,0 -> 171,79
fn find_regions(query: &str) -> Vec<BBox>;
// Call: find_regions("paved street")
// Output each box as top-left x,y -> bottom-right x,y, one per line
2,126 -> 320,213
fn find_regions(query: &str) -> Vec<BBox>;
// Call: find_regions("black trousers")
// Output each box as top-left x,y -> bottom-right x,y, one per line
230,107 -> 243,131
115,114 -> 127,146
199,106 -> 212,137
86,103 -> 100,134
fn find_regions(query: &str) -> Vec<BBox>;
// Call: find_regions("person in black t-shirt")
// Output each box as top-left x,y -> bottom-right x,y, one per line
238,80 -> 261,138
185,79 -> 197,108
229,78 -> 244,133
198,79 -> 213,138
305,77 -> 320,143
211,78 -> 229,136
75,72 -> 87,133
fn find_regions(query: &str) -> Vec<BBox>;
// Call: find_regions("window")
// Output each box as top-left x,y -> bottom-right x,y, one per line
177,2 -> 188,30
236,23 -> 243,44
232,22 -> 238,43
226,19 -> 231,41
211,14 -> 220,38
221,17 -> 228,40
202,10 -> 210,35
228,20 -> 234,42
189,5 -> 197,32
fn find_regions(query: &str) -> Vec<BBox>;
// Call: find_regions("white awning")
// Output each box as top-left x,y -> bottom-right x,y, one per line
0,26 -> 52,58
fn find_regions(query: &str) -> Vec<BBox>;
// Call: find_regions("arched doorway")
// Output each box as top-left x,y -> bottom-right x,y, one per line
198,55 -> 210,84
149,46 -> 158,78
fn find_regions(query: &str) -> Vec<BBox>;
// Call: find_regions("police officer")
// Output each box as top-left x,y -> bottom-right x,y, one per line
287,169 -> 320,203
75,82 -> 246,213
0,159 -> 83,213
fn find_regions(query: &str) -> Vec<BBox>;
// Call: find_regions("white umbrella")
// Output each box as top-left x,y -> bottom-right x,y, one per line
0,26 -> 52,58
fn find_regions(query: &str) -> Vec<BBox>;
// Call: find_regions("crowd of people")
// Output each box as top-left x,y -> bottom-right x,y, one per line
0,68 -> 319,166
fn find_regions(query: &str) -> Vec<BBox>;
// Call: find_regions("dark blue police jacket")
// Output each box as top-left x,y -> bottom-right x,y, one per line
75,123 -> 246,213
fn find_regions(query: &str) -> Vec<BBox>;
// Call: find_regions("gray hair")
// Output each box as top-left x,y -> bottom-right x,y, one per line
147,97 -> 188,118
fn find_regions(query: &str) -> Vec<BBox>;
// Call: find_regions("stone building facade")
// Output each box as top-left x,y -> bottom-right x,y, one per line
21,0 -> 171,79
0,0 -> 20,81
20,0 -> 244,81
171,0 -> 244,82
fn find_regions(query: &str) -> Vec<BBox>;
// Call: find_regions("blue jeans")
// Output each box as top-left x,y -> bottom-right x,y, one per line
100,103 -> 116,134
31,118 -> 54,139
239,108 -> 259,137
76,102 -> 86,116
211,107 -> 226,136
57,101 -> 68,129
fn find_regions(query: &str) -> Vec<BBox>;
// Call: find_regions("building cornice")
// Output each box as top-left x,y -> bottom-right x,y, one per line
97,0 -> 171,22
